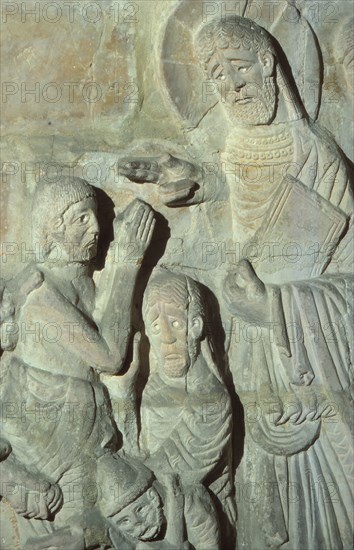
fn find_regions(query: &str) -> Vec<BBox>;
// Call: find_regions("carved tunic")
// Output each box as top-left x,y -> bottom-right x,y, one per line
221,118 -> 353,548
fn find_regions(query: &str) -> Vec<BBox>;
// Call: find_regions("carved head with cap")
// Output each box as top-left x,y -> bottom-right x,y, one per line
32,176 -> 99,264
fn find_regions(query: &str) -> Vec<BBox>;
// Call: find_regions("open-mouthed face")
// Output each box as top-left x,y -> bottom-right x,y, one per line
144,300 -> 190,378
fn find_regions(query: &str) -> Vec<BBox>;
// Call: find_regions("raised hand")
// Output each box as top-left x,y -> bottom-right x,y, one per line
114,199 -> 155,264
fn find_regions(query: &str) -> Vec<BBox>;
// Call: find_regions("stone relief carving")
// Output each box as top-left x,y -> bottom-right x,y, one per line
1,6 -> 353,550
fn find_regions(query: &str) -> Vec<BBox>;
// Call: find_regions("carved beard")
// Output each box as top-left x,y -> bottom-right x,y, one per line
163,334 -> 200,378
224,76 -> 277,126
138,505 -> 164,541
59,239 -> 97,263
163,354 -> 190,378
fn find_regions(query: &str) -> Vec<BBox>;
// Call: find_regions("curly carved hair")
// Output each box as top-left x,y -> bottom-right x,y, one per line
195,15 -> 276,70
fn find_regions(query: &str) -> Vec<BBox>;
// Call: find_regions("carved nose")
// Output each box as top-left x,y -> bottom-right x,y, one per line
228,70 -> 245,91
232,77 -> 245,91
161,323 -> 177,344
162,332 -> 176,344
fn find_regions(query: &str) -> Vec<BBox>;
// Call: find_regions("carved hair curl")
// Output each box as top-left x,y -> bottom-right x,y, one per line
195,15 -> 276,69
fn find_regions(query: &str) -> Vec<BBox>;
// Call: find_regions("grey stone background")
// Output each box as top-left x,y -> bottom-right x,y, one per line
1,0 -> 353,278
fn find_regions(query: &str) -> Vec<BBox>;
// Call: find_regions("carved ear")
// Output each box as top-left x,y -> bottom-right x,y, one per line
261,52 -> 275,77
190,315 -> 203,340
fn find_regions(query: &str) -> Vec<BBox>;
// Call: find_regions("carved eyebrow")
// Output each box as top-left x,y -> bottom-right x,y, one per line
71,208 -> 91,217
75,211 -> 89,217
229,58 -> 253,63
212,65 -> 224,78
118,516 -> 129,523
208,59 -> 221,77
148,313 -> 159,323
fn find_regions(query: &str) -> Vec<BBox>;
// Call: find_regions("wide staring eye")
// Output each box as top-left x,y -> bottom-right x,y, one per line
151,323 -> 160,334
239,66 -> 251,73
172,320 -> 180,328
216,73 -> 226,81
76,214 -> 89,224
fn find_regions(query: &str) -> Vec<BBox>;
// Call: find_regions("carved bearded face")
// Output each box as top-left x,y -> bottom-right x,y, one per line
109,488 -> 163,542
144,300 -> 202,378
208,46 -> 276,125
50,197 -> 99,263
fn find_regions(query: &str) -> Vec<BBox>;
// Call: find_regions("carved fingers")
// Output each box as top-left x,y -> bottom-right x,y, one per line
273,394 -> 304,425
16,482 -> 63,520
136,203 -> 156,244
273,387 -> 337,426
120,158 -> 160,183
45,483 -> 64,515
120,154 -> 199,206
115,199 -> 156,260
120,154 -> 196,184
159,179 -> 198,206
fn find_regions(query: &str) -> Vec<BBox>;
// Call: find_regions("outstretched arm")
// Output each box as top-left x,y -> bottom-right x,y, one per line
120,154 -> 219,207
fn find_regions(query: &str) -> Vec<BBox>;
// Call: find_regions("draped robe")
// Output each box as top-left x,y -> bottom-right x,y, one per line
140,343 -> 234,549
220,117 -> 354,549
0,270 -> 117,548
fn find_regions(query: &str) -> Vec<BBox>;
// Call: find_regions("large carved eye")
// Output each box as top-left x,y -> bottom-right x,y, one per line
216,73 -> 226,81
75,213 -> 89,225
151,322 -> 160,334
171,319 -> 186,330
239,66 -> 251,73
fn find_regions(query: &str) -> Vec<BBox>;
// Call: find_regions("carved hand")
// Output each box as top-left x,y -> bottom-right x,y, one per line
223,259 -> 271,325
6,478 -> 63,520
274,387 -> 337,425
113,199 -> 155,264
120,153 -> 199,206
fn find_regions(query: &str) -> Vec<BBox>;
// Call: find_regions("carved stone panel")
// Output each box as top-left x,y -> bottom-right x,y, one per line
1,2 -> 353,549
